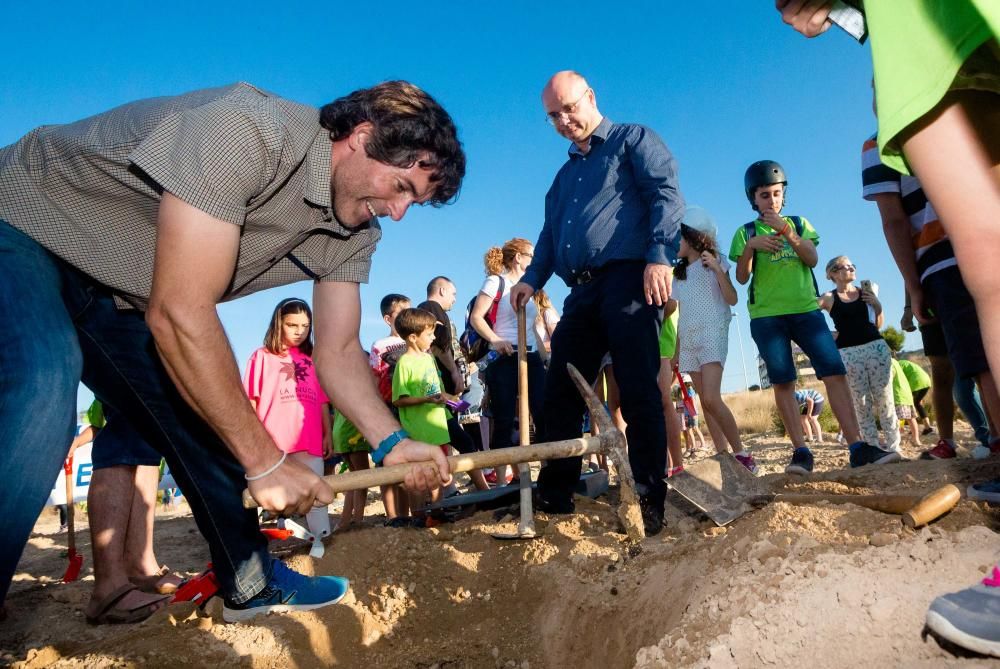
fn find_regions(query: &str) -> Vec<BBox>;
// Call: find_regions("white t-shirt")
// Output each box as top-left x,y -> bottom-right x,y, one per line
672,256 -> 733,337
480,274 -> 539,348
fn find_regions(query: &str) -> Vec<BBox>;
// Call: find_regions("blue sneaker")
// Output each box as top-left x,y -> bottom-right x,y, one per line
785,447 -> 814,475
968,480 -> 1000,504
223,560 -> 349,623
849,442 -> 902,468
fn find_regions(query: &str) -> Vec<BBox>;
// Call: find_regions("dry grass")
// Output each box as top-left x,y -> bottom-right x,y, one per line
724,389 -> 777,435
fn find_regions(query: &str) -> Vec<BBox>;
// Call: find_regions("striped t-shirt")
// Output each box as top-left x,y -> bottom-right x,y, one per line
861,134 -> 956,282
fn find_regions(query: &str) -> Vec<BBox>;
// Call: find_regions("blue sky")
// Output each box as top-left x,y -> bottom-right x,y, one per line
1,1 -> 915,408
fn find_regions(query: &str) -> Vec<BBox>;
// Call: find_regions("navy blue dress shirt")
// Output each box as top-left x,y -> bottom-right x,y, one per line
522,117 -> 684,290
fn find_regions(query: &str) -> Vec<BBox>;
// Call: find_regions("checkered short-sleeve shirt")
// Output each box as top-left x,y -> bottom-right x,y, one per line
0,82 -> 380,309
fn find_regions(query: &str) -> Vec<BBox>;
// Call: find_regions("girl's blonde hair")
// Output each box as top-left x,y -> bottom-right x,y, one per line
825,255 -> 851,281
533,288 -> 553,312
484,237 -> 533,276
264,298 -> 313,356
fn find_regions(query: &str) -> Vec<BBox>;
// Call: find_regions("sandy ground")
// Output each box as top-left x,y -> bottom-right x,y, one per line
4,427 -> 1000,668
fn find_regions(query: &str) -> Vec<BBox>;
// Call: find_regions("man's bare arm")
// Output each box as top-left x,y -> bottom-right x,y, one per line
147,193 -> 332,516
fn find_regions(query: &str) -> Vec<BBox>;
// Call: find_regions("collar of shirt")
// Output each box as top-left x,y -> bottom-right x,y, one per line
303,131 -> 369,236
568,117 -> 612,158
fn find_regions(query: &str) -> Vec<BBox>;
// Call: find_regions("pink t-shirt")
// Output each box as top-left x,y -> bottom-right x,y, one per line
243,347 -> 330,457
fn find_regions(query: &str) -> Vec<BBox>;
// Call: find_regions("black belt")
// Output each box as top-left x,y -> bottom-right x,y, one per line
569,260 -> 643,286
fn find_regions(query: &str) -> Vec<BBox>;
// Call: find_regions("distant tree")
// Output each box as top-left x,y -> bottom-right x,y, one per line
881,326 -> 905,353
748,384 -> 761,392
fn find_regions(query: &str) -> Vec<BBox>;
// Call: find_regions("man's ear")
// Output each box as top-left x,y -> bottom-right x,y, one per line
347,121 -> 375,151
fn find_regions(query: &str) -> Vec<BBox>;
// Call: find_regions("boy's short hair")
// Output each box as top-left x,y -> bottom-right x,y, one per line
380,293 -> 411,316
395,307 -> 438,339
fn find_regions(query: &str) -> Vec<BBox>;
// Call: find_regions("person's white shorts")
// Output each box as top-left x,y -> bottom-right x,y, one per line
678,328 -> 729,374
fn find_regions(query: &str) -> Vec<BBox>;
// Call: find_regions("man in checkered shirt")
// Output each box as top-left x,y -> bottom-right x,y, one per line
0,81 -> 464,622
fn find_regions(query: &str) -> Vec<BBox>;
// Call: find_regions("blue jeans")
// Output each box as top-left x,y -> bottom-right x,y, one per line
955,376 -> 991,448
483,351 -> 546,451
0,220 -> 269,605
750,310 -> 846,384
537,261 -> 666,506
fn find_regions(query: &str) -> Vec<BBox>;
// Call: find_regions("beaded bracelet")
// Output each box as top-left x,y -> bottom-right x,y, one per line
244,451 -> 287,481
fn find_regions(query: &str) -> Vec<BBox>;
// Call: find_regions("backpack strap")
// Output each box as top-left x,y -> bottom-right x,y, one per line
743,222 -> 758,305
486,276 -> 506,326
787,216 -> 820,297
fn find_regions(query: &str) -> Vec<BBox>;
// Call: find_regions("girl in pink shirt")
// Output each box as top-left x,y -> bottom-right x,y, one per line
244,298 -> 333,544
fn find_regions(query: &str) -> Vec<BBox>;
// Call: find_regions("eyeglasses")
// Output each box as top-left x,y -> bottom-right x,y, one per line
545,89 -> 591,125
833,264 -> 856,272
520,252 -> 534,258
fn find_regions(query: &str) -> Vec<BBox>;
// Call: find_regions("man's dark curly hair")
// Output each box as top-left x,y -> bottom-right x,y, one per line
320,81 -> 466,205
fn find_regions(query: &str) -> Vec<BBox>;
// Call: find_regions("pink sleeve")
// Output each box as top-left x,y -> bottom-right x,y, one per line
243,349 -> 265,402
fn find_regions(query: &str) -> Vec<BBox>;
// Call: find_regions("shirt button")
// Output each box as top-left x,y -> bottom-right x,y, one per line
566,244 -> 571,248
573,198 -> 578,203
567,220 -> 571,224
578,177 -> 582,181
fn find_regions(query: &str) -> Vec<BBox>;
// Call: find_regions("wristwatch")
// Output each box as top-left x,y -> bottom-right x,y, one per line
372,429 -> 409,465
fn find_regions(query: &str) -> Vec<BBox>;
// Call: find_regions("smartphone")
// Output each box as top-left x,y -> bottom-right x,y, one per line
828,0 -> 867,43
860,279 -> 873,293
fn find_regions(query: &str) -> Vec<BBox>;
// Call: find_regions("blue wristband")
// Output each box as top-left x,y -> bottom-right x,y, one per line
372,429 -> 409,465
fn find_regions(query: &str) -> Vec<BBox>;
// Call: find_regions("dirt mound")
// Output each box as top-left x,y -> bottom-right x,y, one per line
5,433 -> 1000,668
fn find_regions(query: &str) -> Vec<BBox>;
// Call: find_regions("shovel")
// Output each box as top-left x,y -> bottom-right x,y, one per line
62,455 -> 84,583
668,452 -> 961,527
492,305 -> 538,540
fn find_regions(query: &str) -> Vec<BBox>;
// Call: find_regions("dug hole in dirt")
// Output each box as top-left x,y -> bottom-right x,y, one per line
4,432 -> 1000,668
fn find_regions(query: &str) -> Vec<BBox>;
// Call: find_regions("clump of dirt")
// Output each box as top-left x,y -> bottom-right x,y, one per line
5,431 -> 1000,668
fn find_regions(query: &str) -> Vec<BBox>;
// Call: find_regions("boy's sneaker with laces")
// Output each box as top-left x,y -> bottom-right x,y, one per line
849,442 -> 901,468
926,566 -> 1000,657
785,447 -> 813,475
734,452 -> 758,474
922,439 -> 958,460
223,560 -> 349,623
971,438 -> 1000,460
968,480 -> 1000,504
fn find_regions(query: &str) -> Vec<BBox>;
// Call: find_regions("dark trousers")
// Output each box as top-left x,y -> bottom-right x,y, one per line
483,351 -> 546,450
0,219 -> 268,605
537,261 -> 666,507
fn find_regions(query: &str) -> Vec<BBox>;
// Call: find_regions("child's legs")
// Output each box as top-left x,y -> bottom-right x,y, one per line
604,364 -> 627,433
750,315 -> 806,448
292,452 -> 332,538
346,452 -> 370,522
693,363 -> 743,453
799,411 -> 813,441
657,362 -> 684,470
901,90 -> 1000,394
929,354 -> 956,440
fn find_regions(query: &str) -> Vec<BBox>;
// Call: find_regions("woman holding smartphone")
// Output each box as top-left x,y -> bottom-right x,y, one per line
818,256 -> 901,460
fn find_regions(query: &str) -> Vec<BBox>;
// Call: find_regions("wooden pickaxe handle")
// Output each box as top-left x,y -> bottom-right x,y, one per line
759,484 -> 961,524
242,436 -> 603,509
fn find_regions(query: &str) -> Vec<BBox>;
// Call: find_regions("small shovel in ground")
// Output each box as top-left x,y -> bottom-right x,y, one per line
492,305 -> 539,541
62,455 -> 84,583
668,452 -> 961,527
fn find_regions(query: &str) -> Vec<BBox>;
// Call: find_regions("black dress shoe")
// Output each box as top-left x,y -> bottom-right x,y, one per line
534,491 -> 575,515
639,495 -> 664,536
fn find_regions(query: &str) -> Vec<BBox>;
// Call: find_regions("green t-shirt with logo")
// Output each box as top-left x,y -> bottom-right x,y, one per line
728,215 -> 821,320
86,400 -> 106,429
392,351 -> 451,446
658,308 -> 680,359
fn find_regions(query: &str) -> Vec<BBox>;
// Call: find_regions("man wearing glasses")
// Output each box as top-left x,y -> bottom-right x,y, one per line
510,70 -> 684,535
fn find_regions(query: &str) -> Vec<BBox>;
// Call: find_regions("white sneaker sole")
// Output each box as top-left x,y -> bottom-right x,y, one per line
784,464 -> 812,475
926,610 -> 1000,657
223,589 -> 348,623
872,449 -> 902,465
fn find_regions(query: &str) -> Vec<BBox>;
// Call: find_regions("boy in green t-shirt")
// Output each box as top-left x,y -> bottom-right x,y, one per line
729,160 -> 892,474
392,308 -> 459,507
897,359 -> 933,436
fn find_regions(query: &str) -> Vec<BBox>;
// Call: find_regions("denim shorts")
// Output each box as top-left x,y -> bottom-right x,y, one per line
750,310 -> 846,385
923,266 -> 988,379
91,406 -> 163,470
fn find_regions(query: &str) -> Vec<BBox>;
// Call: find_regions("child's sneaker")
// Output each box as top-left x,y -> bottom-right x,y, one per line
223,560 -> 349,623
968,480 -> 1000,504
925,566 -> 1000,657
734,452 -> 758,474
922,439 -> 957,460
849,442 -> 901,468
971,438 -> 1000,460
785,447 -> 813,475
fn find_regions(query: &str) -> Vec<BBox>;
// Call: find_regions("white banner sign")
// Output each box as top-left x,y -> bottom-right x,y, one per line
46,440 -> 178,506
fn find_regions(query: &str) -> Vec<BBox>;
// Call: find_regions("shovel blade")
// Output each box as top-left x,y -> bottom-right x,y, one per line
62,550 -> 83,583
667,453 -> 764,526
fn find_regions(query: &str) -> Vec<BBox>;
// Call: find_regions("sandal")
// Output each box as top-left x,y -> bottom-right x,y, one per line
85,583 -> 169,625
130,565 -> 183,595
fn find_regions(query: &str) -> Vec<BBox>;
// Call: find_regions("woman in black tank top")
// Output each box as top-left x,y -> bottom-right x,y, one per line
818,256 -> 901,455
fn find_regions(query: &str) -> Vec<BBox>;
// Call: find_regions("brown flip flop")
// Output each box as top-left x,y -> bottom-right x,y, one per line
130,565 -> 183,595
85,583 -> 169,625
